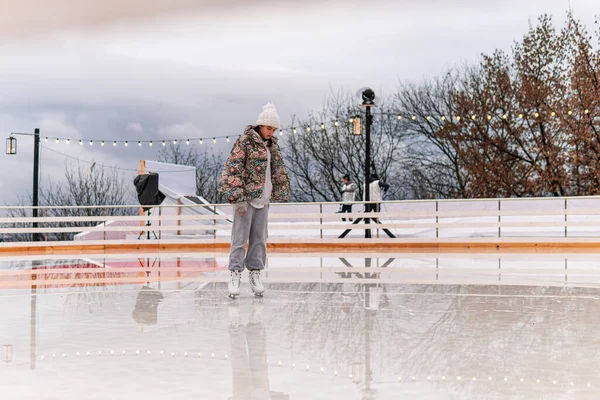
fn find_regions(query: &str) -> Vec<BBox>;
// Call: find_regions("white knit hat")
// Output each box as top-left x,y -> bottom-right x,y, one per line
256,103 -> 281,129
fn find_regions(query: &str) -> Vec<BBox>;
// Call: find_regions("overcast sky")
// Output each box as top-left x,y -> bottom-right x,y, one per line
0,0 -> 597,206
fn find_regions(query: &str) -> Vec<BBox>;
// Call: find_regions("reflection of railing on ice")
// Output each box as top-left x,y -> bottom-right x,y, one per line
0,257 -> 220,289
3,254 -> 600,289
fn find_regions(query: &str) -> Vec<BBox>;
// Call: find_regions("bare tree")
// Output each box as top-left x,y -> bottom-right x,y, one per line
157,141 -> 199,166
394,71 -> 469,198
3,162 -> 134,242
280,91 -> 410,202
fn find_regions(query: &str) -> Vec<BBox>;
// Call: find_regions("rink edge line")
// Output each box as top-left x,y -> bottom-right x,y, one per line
2,238 -> 600,254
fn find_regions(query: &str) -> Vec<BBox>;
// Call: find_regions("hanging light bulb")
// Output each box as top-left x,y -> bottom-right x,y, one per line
173,140 -> 177,145
138,141 -> 142,147
293,128 -> 297,134
113,141 -> 117,147
101,141 -> 105,146
226,136 -> 230,142
334,120 -> 339,126
212,138 -> 216,144
124,141 -> 128,147
79,140 -> 83,145
502,114 -> 507,119
426,116 -> 431,120
306,126 -> 311,132
568,110 -> 573,116
44,137 -> 48,142
66,139 -> 70,144
487,115 -> 492,120
279,130 -> 283,135
397,115 -> 402,120
551,111 -> 556,117
55,138 -> 59,144
471,115 -> 476,120
456,116 -> 461,121
585,109 -> 590,114
441,116 -> 446,121
320,123 -> 325,130
149,141 -> 153,147
518,113 -> 523,119
162,141 -> 166,147
411,116 -> 416,120
199,139 -> 203,144
186,139 -> 190,145
348,117 -> 354,123
89,140 -> 93,146
535,112 -> 540,118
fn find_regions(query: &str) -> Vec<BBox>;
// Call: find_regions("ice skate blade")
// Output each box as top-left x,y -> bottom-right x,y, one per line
247,288 -> 264,297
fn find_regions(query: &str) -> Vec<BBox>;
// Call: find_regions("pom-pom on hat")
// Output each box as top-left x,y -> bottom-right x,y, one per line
256,103 -> 281,129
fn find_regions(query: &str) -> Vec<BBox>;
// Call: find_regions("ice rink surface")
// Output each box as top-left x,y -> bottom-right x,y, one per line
1,252 -> 599,400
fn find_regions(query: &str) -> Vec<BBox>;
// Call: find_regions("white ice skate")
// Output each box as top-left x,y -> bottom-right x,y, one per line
228,271 -> 241,298
249,270 -> 265,297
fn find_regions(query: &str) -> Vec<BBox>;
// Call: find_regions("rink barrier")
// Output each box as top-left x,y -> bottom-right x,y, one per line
1,196 -> 600,253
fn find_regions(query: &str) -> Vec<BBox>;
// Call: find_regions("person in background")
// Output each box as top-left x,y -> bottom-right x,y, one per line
364,173 -> 390,213
339,174 -> 357,221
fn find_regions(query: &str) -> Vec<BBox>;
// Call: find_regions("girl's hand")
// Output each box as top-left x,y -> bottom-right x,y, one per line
234,202 -> 248,216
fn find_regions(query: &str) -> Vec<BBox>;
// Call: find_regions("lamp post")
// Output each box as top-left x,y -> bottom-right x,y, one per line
361,91 -> 375,238
339,90 -> 395,239
6,129 -> 41,241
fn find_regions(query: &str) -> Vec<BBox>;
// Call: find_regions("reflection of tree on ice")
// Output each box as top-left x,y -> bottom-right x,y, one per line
228,301 -> 289,400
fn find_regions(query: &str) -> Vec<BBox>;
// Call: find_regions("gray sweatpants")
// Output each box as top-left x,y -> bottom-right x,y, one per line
228,204 -> 269,271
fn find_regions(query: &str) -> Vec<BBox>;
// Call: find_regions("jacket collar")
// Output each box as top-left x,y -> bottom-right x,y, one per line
244,125 -> 279,146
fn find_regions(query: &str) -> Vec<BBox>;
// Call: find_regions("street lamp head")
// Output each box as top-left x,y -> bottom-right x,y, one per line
6,136 -> 17,155
362,89 -> 375,105
359,87 -> 376,107
352,116 -> 362,135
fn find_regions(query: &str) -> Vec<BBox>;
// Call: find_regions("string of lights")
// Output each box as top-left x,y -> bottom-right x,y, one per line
11,107 -> 597,148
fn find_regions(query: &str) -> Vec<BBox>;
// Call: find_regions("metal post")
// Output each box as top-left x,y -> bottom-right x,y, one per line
498,200 -> 501,238
213,205 -> 217,239
365,107 -> 372,239
32,128 -> 40,242
319,203 -> 323,239
435,201 -> 439,238
565,198 -> 568,238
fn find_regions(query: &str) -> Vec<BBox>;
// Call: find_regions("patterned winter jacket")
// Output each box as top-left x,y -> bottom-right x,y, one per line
218,125 -> 290,204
